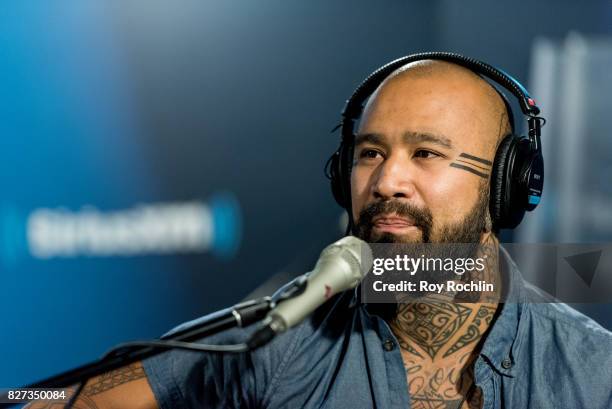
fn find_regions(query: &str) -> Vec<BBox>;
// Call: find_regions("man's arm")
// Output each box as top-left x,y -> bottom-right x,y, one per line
26,361 -> 158,409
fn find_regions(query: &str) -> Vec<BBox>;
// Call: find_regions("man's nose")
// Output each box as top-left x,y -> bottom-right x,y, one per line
372,152 -> 417,200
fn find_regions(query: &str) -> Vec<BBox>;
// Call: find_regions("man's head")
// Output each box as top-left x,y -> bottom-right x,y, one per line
351,60 -> 512,244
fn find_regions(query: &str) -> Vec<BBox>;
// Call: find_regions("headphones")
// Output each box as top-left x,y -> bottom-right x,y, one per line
325,52 -> 545,232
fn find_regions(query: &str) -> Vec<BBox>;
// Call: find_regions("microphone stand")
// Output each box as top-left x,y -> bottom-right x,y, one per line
0,296 -> 274,408
0,297 -> 274,408
0,276 -> 307,409
0,271 -> 309,408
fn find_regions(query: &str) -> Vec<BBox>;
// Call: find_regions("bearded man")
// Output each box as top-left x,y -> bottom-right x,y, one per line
28,56 -> 612,409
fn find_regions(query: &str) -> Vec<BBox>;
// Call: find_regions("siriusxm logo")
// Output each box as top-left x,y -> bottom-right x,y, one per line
1,193 -> 241,264
28,202 -> 213,258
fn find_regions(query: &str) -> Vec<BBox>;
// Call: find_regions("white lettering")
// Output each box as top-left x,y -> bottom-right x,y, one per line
27,202 -> 214,258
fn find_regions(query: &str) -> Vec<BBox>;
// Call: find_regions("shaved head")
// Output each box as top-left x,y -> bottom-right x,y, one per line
373,60 -> 512,156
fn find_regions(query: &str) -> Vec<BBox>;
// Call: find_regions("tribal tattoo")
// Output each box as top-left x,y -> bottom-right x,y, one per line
82,363 -> 146,396
25,363 -> 147,409
443,305 -> 497,358
449,153 -> 492,179
393,302 -> 472,360
390,292 -> 498,408
404,351 -> 483,409
391,299 -> 498,361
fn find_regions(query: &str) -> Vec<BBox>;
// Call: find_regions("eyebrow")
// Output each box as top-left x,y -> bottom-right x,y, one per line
354,131 -> 453,149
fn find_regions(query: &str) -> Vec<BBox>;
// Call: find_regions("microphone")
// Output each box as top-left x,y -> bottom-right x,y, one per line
248,236 -> 372,349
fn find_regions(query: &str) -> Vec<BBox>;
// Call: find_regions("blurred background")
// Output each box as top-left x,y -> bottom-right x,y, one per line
1,0 -> 611,388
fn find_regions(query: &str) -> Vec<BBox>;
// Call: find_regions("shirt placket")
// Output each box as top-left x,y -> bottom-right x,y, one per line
375,317 -> 412,409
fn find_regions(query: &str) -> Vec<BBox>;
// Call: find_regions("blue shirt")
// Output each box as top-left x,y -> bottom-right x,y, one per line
143,248 -> 612,408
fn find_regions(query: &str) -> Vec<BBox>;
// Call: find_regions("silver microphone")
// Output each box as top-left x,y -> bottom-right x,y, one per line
248,236 -> 372,349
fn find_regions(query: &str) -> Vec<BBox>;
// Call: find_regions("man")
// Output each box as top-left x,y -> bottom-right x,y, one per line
30,59 -> 612,409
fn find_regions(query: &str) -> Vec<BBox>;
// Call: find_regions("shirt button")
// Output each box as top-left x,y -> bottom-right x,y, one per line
501,358 -> 513,369
383,339 -> 395,351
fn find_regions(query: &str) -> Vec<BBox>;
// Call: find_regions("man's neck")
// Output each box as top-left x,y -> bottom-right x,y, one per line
388,233 -> 501,363
389,299 -> 498,364
386,233 -> 501,406
389,299 -> 497,408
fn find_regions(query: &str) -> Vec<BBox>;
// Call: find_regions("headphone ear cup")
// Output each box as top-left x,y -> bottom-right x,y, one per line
490,135 -> 518,229
339,141 -> 354,210
330,140 -> 354,209
329,150 -> 347,208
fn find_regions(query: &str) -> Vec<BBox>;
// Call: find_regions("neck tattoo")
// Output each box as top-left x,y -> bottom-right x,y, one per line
388,235 -> 500,409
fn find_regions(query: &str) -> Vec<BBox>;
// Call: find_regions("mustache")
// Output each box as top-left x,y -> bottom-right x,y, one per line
356,200 -> 433,240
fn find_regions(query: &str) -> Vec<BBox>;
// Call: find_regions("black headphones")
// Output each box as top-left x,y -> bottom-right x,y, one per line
325,52 -> 545,232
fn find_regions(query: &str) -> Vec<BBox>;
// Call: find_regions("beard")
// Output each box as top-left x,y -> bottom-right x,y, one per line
353,182 -> 489,245
354,184 -> 490,302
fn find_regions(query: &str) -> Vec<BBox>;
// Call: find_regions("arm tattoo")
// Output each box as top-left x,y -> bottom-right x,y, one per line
82,363 -> 146,396
25,363 -> 147,408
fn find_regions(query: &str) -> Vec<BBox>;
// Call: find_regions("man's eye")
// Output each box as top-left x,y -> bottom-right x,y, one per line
414,149 -> 439,159
360,149 -> 382,159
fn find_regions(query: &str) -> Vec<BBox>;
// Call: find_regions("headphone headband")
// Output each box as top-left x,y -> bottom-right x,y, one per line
341,51 -> 541,122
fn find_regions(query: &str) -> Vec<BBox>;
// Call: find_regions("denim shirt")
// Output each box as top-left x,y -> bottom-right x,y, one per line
143,248 -> 612,408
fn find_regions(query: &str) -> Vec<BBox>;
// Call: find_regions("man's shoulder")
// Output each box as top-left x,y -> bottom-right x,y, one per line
515,300 -> 612,406
519,292 -> 612,373
521,282 -> 612,342
526,301 -> 612,340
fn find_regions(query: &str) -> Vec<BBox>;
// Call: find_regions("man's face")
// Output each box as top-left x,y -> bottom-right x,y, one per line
351,66 -> 500,244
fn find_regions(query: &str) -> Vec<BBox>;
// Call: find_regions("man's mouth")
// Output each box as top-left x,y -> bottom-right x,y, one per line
372,213 -> 419,234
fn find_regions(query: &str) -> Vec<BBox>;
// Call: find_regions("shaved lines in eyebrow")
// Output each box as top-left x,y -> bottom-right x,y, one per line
354,131 -> 453,149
